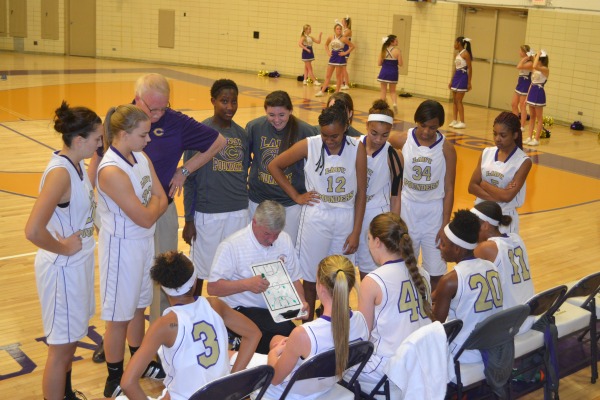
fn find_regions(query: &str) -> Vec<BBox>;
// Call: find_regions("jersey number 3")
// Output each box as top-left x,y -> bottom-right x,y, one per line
192,321 -> 220,369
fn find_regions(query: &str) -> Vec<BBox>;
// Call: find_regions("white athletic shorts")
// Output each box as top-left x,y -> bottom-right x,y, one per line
401,197 -> 447,277
356,206 -> 389,274
296,205 -> 355,282
99,230 -> 154,321
35,252 -> 95,344
191,209 -> 249,279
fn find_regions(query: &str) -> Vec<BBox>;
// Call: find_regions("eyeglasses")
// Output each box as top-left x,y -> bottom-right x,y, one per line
139,97 -> 170,115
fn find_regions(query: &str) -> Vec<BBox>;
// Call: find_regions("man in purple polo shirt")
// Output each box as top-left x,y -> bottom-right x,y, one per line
91,73 -> 226,367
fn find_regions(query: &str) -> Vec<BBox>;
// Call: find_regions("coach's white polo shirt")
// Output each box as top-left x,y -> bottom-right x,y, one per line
208,224 -> 302,309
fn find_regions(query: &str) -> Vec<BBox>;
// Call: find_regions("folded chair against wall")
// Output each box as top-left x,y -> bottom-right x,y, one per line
278,340 -> 374,400
362,320 -> 463,400
448,305 -> 530,400
512,285 -> 567,400
188,364 -> 274,400
551,271 -> 600,384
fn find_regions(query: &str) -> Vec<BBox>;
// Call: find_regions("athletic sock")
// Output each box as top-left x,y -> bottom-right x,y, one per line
64,369 -> 73,397
129,345 -> 140,357
106,360 -> 124,382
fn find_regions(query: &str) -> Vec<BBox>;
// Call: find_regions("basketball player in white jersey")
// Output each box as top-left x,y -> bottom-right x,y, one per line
263,255 -> 369,400
25,102 -> 102,400
97,104 -> 168,397
469,112 -> 531,233
356,100 -> 402,279
472,201 -> 534,333
119,251 -> 261,400
433,210 -> 503,363
389,100 -> 457,291
356,213 -> 432,393
268,100 -> 367,321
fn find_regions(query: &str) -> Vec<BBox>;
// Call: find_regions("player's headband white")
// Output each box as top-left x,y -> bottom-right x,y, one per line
444,224 -> 477,250
382,36 -> 389,44
540,49 -> 547,57
367,114 -> 394,125
162,270 -> 197,297
470,207 -> 499,226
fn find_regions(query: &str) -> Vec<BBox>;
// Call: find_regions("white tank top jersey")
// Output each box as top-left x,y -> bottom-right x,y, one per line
363,261 -> 432,376
304,135 -> 359,209
489,234 -> 534,328
449,258 -> 503,363
475,146 -> 529,212
264,311 -> 369,400
401,128 -> 446,203
455,49 -> 467,69
97,146 -> 155,239
158,297 -> 231,400
362,136 -> 392,209
36,152 -> 96,266
518,68 -> 530,77
302,34 -> 313,47
531,70 -> 548,85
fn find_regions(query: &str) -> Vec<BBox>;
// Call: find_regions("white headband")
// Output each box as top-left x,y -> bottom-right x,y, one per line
526,50 -> 535,57
367,114 -> 394,124
470,208 -> 499,226
444,224 -> 477,250
382,36 -> 389,44
463,38 -> 471,43
162,270 -> 197,297
540,49 -> 547,57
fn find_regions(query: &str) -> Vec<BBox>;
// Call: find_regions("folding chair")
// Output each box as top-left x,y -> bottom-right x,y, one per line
448,305 -> 530,399
363,320 -> 463,400
552,271 -> 600,384
189,364 -> 275,400
512,285 -> 567,399
278,340 -> 374,400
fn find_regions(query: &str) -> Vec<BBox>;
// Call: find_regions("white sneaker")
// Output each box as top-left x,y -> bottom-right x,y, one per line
315,90 -> 324,97
453,121 -> 466,129
523,136 -> 532,145
341,85 -> 350,90
448,120 -> 458,128
528,139 -> 539,146
303,80 -> 308,85
314,80 -> 321,85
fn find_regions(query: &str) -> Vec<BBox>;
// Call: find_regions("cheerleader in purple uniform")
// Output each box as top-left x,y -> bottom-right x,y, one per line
340,16 -> 353,90
316,23 -> 354,97
448,37 -> 472,130
299,24 -> 322,86
511,45 -> 533,130
377,35 -> 403,113
524,50 -> 549,146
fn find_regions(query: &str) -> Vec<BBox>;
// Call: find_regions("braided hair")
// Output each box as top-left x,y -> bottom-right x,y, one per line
369,213 -> 434,320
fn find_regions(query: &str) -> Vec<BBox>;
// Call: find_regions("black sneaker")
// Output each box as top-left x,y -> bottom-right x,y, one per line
92,339 -> 105,363
64,389 -> 87,400
143,360 -> 166,380
103,377 -> 123,398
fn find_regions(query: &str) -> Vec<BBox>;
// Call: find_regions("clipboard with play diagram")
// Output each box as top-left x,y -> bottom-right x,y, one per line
251,260 -> 307,322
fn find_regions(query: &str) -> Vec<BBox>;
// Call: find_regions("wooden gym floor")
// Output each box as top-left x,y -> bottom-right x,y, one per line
0,53 -> 598,399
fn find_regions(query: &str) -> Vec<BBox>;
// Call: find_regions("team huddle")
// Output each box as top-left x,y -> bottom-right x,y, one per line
26,71 -> 534,400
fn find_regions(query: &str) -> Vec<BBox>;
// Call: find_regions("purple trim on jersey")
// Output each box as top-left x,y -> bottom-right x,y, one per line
141,107 -> 219,197
382,258 -> 404,265
109,145 -> 137,167
319,310 -> 354,322
495,146 -> 518,163
324,136 -> 347,156
58,153 -> 84,181
361,136 -> 386,158
62,267 -> 71,339
412,130 -> 443,149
